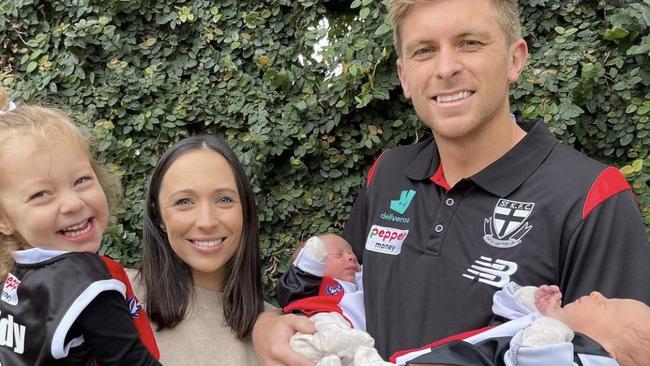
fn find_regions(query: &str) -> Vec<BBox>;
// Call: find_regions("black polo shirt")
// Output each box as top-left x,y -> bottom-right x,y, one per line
342,120 -> 650,359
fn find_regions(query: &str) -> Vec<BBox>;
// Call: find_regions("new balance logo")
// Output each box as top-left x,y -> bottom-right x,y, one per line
390,190 -> 416,214
462,256 -> 518,288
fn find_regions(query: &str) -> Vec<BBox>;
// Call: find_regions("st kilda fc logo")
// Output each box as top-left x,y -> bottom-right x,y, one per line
483,199 -> 534,248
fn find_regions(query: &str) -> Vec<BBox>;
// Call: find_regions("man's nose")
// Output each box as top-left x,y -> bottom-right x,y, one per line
435,48 -> 462,80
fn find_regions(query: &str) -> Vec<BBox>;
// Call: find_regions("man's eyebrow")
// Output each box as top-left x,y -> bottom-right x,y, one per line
458,30 -> 489,37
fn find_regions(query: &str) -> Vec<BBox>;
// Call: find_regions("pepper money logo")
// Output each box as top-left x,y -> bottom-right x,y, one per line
365,225 -> 408,255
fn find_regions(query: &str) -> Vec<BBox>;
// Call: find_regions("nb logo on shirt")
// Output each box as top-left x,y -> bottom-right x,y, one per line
462,256 -> 518,288
390,190 -> 416,214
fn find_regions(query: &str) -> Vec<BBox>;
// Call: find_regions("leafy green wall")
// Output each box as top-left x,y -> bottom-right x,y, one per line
1,0 -> 648,299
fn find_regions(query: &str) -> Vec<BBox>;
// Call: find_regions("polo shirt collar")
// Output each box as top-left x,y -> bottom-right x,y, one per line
406,120 -> 557,197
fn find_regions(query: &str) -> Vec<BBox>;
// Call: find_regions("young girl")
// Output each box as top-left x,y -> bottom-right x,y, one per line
0,88 -> 161,365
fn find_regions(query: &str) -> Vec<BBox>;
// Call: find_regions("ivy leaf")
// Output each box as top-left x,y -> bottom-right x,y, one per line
26,61 -> 38,73
602,27 -> 630,40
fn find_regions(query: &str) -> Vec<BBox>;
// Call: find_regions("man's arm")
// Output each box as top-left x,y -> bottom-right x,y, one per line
252,308 -> 316,366
560,188 -> 650,304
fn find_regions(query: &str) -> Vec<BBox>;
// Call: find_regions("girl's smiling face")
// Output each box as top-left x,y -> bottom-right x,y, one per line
0,135 -> 108,253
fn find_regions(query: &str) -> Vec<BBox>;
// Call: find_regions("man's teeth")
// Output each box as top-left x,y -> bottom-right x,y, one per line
436,91 -> 472,103
61,219 -> 91,237
192,239 -> 224,248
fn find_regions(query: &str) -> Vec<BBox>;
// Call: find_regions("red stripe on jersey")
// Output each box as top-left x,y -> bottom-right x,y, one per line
367,152 -> 388,187
282,277 -> 353,326
100,256 -> 160,360
389,326 -> 494,363
430,163 -> 451,191
582,166 -> 631,219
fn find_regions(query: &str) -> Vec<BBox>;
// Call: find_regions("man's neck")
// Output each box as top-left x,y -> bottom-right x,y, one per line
435,115 -> 526,188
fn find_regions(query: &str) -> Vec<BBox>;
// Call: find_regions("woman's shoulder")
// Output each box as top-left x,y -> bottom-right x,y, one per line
124,267 -> 146,299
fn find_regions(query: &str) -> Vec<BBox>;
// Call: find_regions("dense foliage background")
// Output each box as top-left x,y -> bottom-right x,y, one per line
1,0 -> 648,299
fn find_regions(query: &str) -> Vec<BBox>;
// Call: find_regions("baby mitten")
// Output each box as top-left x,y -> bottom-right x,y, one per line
521,316 -> 574,347
513,286 -> 539,313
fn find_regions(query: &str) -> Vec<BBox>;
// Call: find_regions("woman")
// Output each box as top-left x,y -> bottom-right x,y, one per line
131,135 -> 265,365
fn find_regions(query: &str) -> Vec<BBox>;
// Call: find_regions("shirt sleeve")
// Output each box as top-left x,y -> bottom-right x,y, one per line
73,291 -> 161,366
560,189 -> 650,304
342,185 -> 370,264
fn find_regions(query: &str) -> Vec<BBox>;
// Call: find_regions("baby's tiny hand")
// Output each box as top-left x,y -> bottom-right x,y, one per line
535,285 -> 562,315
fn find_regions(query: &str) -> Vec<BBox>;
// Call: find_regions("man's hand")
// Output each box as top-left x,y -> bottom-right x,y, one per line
534,285 -> 562,315
252,309 -> 317,366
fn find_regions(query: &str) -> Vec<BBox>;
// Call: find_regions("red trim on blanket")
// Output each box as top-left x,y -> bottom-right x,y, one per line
389,326 -> 494,363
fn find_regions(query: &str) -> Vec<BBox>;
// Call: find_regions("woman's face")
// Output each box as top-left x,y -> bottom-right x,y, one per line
158,148 -> 243,290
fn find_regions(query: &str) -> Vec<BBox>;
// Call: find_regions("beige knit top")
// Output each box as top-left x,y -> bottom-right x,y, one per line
127,270 -> 263,366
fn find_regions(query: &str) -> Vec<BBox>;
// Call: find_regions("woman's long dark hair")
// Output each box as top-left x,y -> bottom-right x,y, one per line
140,135 -> 264,338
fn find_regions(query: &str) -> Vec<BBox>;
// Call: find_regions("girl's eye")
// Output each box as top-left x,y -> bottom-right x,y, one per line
74,176 -> 91,186
29,191 -> 46,201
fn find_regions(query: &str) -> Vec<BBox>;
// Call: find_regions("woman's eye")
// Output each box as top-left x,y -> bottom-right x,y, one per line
217,196 -> 234,204
175,198 -> 193,206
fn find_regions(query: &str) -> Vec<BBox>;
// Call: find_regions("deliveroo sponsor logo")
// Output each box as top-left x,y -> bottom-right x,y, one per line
390,190 -> 416,214
381,189 -> 415,224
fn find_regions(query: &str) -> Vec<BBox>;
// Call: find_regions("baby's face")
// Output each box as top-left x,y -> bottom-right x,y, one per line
322,235 -> 360,283
564,291 -> 650,346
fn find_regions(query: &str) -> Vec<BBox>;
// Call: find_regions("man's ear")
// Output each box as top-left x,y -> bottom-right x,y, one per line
507,38 -> 529,84
396,58 -> 411,99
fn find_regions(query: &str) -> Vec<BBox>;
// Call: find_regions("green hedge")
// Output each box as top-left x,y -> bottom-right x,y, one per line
1,0 -> 648,300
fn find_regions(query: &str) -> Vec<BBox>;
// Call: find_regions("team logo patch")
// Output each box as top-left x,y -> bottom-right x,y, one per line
326,283 -> 344,295
365,225 -> 408,255
483,199 -> 534,248
390,189 -> 416,214
127,296 -> 143,319
462,256 -> 518,288
1,273 -> 20,306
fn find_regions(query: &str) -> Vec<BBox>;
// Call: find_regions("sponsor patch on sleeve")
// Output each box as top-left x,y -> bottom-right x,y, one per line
365,225 -> 408,255
1,273 -> 20,306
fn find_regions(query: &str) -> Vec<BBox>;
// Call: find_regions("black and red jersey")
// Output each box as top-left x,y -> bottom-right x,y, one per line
0,248 -> 160,366
343,120 -> 650,358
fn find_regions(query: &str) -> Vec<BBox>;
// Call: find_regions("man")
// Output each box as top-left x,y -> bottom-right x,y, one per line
253,1 -> 650,364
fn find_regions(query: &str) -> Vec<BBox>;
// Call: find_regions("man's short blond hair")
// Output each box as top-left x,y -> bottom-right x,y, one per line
388,0 -> 522,56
